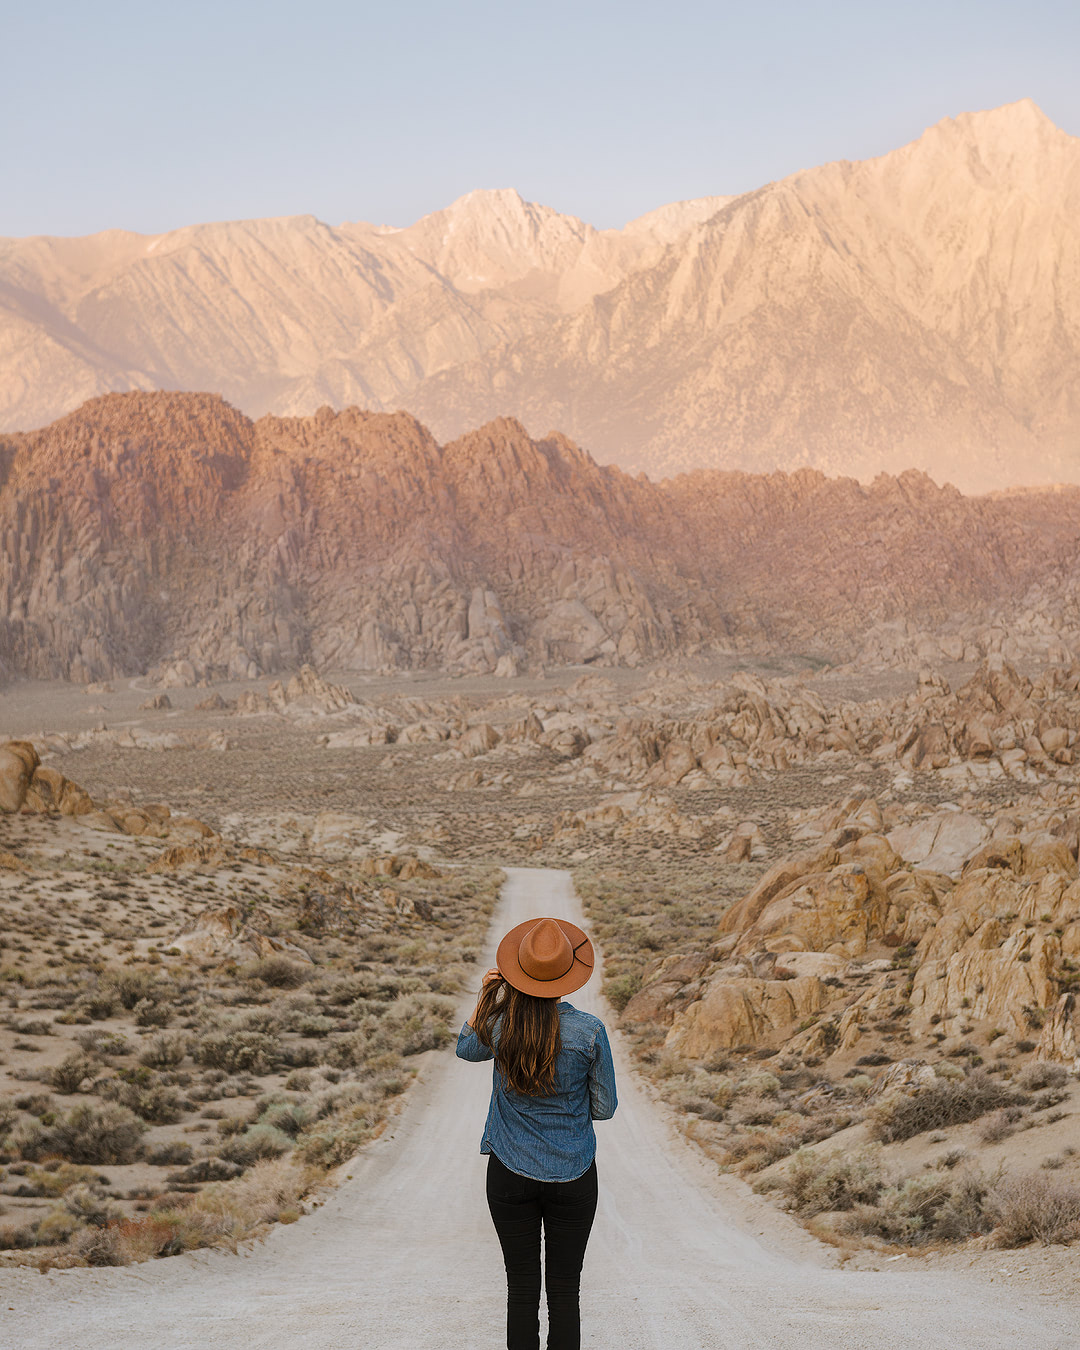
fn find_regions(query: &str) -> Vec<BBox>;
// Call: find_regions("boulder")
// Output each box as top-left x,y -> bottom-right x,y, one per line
1037,993 -> 1080,1069
733,863 -> 888,958
458,724 -> 501,757
23,767 -> 94,816
665,974 -> 828,1057
910,929 -> 1060,1038
886,810 -> 990,876
718,844 -> 841,935
0,740 -> 39,812
167,905 -> 313,963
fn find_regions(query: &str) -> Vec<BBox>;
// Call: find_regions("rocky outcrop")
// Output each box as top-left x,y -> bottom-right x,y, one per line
12,391 -> 1080,688
5,396 -> 1080,680
167,905 -> 313,964
0,738 -> 216,846
623,788 -> 1080,1070
234,665 -> 356,715
665,975 -> 829,1058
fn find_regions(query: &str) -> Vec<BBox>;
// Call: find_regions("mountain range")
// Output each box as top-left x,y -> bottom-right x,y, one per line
2,392 -> 1080,683
2,101 -> 1078,492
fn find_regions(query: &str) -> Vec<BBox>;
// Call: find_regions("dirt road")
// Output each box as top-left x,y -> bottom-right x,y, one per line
3,868 -> 1078,1348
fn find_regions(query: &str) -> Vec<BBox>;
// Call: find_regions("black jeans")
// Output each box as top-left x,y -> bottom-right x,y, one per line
486,1152 -> 598,1350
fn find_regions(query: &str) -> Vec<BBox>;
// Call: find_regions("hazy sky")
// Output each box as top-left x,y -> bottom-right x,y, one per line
5,0 -> 1079,237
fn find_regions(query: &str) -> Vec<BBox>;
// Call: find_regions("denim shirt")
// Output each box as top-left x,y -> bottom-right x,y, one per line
456,1000 -> 618,1182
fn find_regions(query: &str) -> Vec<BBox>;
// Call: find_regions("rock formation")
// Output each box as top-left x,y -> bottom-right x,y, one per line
625,789 -> 1080,1073
0,738 -> 215,844
5,393 -> 1080,681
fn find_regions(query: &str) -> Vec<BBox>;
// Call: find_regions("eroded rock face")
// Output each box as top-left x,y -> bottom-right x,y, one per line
665,975 -> 829,1057
622,787 -> 1080,1068
0,739 -> 215,845
0,741 -> 40,813
5,394 -> 1080,683
235,665 -> 356,716
167,905 -> 313,964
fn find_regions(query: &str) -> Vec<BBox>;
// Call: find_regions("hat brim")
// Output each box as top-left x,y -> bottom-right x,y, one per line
496,917 -> 595,998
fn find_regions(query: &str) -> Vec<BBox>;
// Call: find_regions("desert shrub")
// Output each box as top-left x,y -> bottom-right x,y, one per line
9,1118 -> 50,1161
978,1107 -> 1024,1144
284,1069 -> 313,1092
106,971 -> 162,1010
932,1169 -> 997,1241
778,1146 -> 885,1217
1018,1061 -> 1069,1092
741,1072 -> 781,1098
62,1182 -> 124,1228
0,1099 -> 18,1135
49,1052 -> 98,1094
0,1222 -> 38,1250
139,1032 -> 188,1069
99,1071 -> 184,1125
730,1094 -> 783,1128
146,1140 -> 194,1167
397,1013 -> 451,1056
76,988 -> 119,1020
195,1029 -> 280,1075
168,1157 -> 243,1184
133,997 -> 173,1028
295,1015 -> 337,1038
869,1070 -> 1019,1143
12,1018 -> 53,1036
604,973 -> 642,1013
247,957 -> 311,989
381,993 -> 455,1056
989,1172 -> 1080,1246
70,1222 -> 136,1266
321,1031 -> 369,1069
34,1206 -> 79,1245
50,1103 -> 146,1164
13,1092 -> 55,1115
281,1041 -> 321,1068
192,1156 -> 309,1232
259,1101 -> 315,1138
75,1029 -> 129,1057
218,1123 -> 294,1167
234,1007 -> 284,1036
295,1118 -> 371,1169
844,1169 -> 993,1245
69,1211 -> 225,1265
22,1163 -> 104,1197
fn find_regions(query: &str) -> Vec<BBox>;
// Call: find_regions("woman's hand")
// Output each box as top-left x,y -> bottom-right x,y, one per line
466,967 -> 502,1031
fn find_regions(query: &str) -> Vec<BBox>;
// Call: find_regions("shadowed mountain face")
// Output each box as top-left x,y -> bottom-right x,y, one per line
2,102 -> 1078,493
3,391 -> 1080,683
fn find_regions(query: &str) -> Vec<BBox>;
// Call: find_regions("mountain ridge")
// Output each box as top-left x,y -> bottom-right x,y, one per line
2,101 -> 1078,492
3,391 -> 1080,683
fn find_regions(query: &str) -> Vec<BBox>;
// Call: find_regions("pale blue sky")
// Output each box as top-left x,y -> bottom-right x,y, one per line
5,0 -> 1079,237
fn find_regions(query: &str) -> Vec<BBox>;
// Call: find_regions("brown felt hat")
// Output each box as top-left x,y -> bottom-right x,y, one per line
496,916 -> 595,998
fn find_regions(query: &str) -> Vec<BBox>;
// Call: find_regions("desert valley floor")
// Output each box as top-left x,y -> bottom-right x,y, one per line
2,656 -> 1080,1345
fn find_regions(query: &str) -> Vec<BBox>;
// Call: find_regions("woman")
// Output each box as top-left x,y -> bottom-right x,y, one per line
457,915 -> 618,1350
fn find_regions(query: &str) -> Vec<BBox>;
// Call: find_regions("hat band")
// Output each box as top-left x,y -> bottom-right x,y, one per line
520,947 -> 574,981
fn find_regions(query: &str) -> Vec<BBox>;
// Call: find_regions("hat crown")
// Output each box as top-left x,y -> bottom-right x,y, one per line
517,918 -> 574,983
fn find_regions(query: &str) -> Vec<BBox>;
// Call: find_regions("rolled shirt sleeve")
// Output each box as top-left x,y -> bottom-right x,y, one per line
456,1021 -> 494,1062
588,1023 -> 618,1121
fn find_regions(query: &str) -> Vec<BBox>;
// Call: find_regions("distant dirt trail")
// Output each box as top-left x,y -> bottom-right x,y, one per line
4,868 -> 1078,1349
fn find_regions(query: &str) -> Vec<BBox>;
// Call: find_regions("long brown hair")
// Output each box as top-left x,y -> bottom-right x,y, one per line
473,976 -> 562,1096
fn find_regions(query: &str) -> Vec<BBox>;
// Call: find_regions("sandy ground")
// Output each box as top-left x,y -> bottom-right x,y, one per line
3,868 -> 1079,1349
